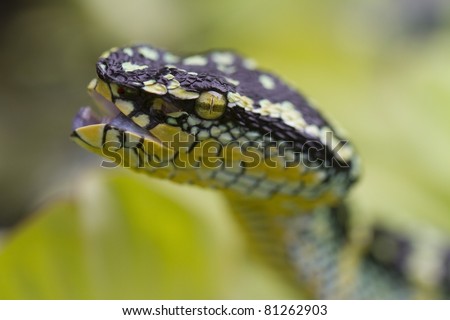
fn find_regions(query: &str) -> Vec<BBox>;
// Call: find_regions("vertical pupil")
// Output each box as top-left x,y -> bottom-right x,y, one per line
195,91 -> 227,119
117,87 -> 125,94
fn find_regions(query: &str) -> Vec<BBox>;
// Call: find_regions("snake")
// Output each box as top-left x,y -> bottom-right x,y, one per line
71,44 -> 450,299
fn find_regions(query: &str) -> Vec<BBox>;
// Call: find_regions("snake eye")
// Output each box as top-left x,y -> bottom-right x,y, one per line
194,91 -> 227,120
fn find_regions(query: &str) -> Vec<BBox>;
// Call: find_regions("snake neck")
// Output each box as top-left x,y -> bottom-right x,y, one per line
224,191 -> 349,298
224,191 -> 450,299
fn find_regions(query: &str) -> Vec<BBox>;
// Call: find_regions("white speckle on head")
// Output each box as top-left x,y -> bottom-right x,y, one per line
286,117 -> 307,130
256,99 -> 282,117
259,74 -> 276,90
142,82 -> 167,95
188,71 -> 198,76
305,125 -> 320,137
243,58 -> 257,70
211,52 -> 235,65
166,79 -> 180,90
138,47 -> 159,60
253,99 -> 307,130
168,87 -> 200,100
227,92 -> 254,110
183,55 -> 208,66
115,99 -> 135,115
217,64 -> 236,74
163,52 -> 180,63
143,79 -> 156,86
224,77 -> 240,86
122,62 -> 148,72
123,48 -> 134,56
281,110 -> 305,127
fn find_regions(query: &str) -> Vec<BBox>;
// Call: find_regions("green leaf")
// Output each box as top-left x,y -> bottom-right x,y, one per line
0,170 -> 299,299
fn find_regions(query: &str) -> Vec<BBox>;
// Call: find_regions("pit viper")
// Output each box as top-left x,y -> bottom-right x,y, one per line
71,45 -> 450,299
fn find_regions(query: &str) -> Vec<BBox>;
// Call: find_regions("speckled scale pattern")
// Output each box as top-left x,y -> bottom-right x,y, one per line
100,46 -> 326,122
98,45 -> 332,133
98,45 -> 353,173
71,44 -> 450,299
99,47 -> 238,94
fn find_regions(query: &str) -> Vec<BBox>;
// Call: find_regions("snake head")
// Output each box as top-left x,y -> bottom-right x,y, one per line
72,45 -> 359,206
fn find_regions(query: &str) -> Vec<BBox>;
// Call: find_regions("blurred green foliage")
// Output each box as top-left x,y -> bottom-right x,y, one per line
0,172 -> 298,299
0,0 -> 450,299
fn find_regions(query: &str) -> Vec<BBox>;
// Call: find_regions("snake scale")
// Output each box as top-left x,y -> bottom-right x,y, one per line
71,45 -> 450,299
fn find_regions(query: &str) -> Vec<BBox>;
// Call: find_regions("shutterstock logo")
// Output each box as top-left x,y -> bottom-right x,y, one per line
100,132 -> 351,170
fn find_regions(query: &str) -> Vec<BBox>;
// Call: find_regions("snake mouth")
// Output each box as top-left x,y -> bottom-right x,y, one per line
72,78 -> 158,137
72,78 -> 195,172
72,106 -> 152,137
73,78 -> 130,127
71,78 -> 164,153
71,78 -> 193,160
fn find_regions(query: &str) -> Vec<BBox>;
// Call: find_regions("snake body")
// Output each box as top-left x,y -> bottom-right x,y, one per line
71,45 -> 450,299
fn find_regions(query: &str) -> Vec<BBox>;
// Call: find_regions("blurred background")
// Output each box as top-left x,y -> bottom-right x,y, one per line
0,0 -> 450,299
